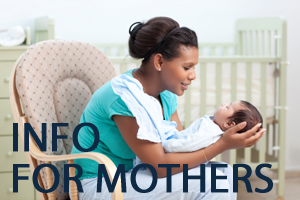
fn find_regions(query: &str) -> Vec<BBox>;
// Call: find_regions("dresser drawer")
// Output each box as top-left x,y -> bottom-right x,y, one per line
0,136 -> 29,172
0,61 -> 14,98
0,48 -> 26,61
0,171 -> 35,200
0,99 -> 14,136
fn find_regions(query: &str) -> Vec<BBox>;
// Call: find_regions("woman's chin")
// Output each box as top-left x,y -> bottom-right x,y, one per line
175,90 -> 184,96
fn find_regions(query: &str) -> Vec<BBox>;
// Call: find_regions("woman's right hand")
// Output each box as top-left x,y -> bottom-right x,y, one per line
217,122 -> 266,151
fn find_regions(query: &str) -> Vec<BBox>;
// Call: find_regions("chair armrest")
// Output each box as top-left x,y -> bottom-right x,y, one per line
22,117 -> 123,200
29,143 -> 123,200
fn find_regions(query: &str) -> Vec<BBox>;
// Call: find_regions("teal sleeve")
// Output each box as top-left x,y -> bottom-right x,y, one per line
108,97 -> 134,120
171,93 -> 177,115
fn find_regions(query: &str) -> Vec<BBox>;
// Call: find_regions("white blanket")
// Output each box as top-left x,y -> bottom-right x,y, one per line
111,74 -> 224,166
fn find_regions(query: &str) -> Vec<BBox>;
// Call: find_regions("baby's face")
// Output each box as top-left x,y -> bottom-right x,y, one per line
213,101 -> 243,131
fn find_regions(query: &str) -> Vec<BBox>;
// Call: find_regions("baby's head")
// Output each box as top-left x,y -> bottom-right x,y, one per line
213,100 -> 263,133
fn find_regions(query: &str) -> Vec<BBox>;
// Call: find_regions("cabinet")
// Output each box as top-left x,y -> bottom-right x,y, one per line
0,16 -> 55,200
0,46 -> 37,199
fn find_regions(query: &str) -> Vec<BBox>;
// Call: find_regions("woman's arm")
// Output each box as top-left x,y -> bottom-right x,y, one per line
113,115 -> 265,178
170,110 -> 183,131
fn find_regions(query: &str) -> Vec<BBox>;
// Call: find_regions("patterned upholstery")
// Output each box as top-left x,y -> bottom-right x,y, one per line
15,40 -> 117,200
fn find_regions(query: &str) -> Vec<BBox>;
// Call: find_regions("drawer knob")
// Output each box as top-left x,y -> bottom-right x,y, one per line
5,114 -> 12,120
8,187 -> 13,193
7,151 -> 13,157
4,77 -> 10,83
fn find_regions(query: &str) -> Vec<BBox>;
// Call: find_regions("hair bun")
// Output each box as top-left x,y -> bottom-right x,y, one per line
129,22 -> 143,39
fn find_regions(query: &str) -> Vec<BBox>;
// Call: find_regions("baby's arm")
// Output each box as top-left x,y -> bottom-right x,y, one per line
164,117 -> 223,152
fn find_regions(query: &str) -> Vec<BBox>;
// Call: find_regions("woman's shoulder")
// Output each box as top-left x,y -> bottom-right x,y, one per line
93,80 -> 118,102
91,78 -> 133,118
93,69 -> 134,103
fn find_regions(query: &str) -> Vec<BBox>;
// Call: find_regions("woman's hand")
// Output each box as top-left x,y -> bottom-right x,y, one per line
216,122 -> 266,151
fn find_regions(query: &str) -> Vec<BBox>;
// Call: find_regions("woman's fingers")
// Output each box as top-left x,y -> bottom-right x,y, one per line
228,121 -> 247,134
245,128 -> 266,147
242,123 -> 263,138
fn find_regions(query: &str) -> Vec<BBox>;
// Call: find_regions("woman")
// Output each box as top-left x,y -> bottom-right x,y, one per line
71,17 -> 265,200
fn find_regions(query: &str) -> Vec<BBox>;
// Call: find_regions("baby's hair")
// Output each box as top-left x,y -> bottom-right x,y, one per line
228,100 -> 263,133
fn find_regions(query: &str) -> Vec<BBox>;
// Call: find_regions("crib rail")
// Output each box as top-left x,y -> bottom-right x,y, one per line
108,55 -> 284,167
93,43 -> 236,57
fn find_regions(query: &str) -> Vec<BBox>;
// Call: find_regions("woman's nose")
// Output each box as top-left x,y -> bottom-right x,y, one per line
222,103 -> 227,107
188,68 -> 196,80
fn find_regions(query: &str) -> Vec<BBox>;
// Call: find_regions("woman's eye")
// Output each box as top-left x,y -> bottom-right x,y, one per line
184,66 -> 190,70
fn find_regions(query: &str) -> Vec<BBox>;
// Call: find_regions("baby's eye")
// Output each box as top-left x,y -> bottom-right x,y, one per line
184,67 -> 189,70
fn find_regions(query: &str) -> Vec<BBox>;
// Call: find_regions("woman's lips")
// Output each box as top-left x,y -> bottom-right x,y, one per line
181,83 -> 188,90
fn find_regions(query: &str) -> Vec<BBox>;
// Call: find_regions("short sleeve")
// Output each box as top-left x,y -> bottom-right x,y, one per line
108,97 -> 134,120
170,93 -> 177,115
160,90 -> 177,121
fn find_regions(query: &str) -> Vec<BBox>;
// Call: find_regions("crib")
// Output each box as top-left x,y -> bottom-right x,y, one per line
90,16 -> 288,198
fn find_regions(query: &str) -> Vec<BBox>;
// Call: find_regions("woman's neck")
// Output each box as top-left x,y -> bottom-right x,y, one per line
134,64 -> 165,99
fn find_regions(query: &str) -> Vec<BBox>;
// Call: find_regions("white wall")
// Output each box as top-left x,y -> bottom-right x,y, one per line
2,0 -> 299,171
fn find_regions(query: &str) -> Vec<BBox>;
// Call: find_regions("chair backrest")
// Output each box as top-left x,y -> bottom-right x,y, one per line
14,40 -> 117,199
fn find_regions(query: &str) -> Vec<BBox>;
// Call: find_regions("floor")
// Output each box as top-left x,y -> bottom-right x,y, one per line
237,177 -> 300,200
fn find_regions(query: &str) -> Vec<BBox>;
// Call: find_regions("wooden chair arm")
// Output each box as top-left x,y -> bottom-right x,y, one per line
20,116 -> 123,200
29,140 -> 123,200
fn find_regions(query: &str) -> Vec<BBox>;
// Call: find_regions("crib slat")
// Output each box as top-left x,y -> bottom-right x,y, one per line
224,47 -> 229,56
230,62 -> 237,165
120,47 -> 125,56
249,31 -> 253,55
255,31 -> 259,56
267,30 -> 271,56
231,63 -> 237,101
245,62 -> 252,102
261,30 -> 265,56
238,31 -> 243,55
199,47 -> 203,56
215,63 -> 222,109
106,47 -> 111,56
278,48 -> 287,197
243,31 -> 247,55
215,62 -> 222,161
200,63 -> 207,117
120,63 -> 127,74
259,62 -> 267,163
244,62 -> 252,163
184,86 -> 191,127
211,47 -> 216,56
274,30 -> 280,57
254,31 -> 257,55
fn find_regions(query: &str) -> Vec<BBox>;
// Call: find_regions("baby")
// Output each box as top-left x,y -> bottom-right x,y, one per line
163,100 -> 263,153
133,100 -> 263,166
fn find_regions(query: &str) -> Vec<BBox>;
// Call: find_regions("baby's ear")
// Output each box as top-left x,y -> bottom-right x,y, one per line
224,121 -> 236,129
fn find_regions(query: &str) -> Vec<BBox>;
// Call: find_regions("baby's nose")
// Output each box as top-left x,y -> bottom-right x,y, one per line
222,103 -> 228,107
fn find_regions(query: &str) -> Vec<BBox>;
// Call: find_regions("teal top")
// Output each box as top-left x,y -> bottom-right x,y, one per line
71,69 -> 178,180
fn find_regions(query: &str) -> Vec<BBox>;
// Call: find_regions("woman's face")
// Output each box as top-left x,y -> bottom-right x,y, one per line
161,45 -> 199,96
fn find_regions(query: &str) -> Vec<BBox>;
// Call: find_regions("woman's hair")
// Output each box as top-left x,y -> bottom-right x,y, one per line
228,101 -> 263,133
129,17 -> 198,63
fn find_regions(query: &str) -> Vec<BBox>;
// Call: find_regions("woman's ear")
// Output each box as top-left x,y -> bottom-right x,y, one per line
224,121 -> 236,129
153,53 -> 163,71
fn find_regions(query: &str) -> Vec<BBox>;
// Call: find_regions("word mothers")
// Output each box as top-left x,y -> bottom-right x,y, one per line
13,123 -> 273,193
14,163 -> 273,194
